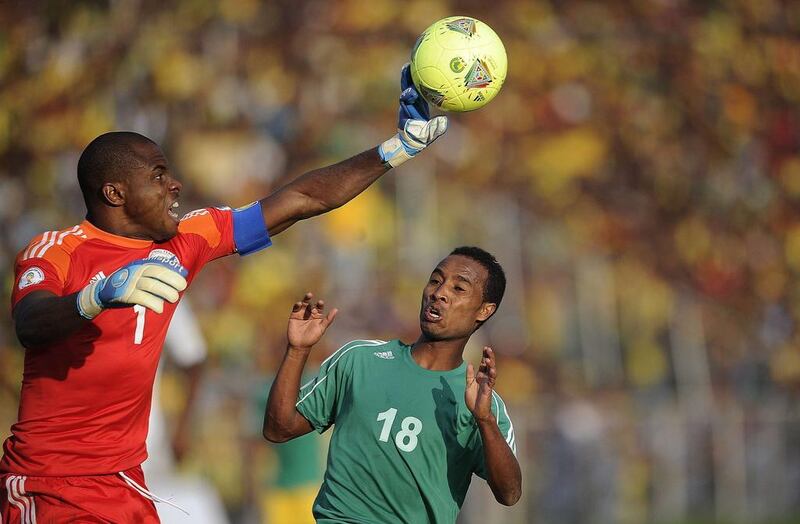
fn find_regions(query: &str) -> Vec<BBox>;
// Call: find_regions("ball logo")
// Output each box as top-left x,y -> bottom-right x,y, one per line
464,59 -> 492,88
18,267 -> 45,290
445,18 -> 476,37
449,57 -> 466,73
419,85 -> 446,107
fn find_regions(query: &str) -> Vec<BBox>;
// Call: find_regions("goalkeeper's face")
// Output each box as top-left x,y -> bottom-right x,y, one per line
419,255 -> 496,341
121,142 -> 183,242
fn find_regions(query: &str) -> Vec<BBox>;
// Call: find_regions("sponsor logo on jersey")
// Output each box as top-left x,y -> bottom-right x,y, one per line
18,267 -> 45,290
373,351 -> 395,360
147,249 -> 187,275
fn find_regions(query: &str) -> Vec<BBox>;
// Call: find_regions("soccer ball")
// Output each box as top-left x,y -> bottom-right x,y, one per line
410,16 -> 507,112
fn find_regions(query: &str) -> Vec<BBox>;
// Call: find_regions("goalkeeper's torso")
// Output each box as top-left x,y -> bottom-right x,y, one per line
2,208 -> 235,476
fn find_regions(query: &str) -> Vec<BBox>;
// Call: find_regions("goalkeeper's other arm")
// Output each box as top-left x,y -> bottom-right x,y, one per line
14,259 -> 187,349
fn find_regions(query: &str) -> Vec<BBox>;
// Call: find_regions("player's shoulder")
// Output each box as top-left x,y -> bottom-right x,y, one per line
177,206 -> 230,240
178,206 -> 229,226
490,389 -> 514,423
321,339 -> 392,368
17,224 -> 88,265
490,389 -> 517,453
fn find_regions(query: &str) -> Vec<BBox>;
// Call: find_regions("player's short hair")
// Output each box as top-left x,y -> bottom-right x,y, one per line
449,246 -> 506,309
77,131 -> 156,202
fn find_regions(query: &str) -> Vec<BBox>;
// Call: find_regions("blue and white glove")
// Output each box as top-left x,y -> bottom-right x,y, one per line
378,64 -> 448,168
77,259 -> 188,319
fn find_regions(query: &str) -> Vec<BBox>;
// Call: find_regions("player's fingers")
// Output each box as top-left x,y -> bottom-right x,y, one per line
466,363 -> 475,385
400,86 -> 419,105
315,300 -> 325,312
129,289 -> 165,314
400,63 -> 412,89
292,301 -> 303,312
401,102 -> 425,123
324,308 -> 338,326
412,93 -> 430,121
137,277 -> 181,303
413,116 -> 446,144
142,265 -> 187,292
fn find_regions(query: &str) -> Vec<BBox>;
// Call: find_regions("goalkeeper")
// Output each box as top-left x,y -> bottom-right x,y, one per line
1,65 -> 445,523
264,247 -> 522,523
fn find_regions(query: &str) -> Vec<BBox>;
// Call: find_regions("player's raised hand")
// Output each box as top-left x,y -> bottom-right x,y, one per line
378,63 -> 448,168
465,346 -> 498,423
287,292 -> 338,351
77,259 -> 188,320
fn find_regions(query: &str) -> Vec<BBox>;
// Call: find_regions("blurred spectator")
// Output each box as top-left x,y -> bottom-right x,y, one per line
3,1 -> 800,522
144,299 -> 229,524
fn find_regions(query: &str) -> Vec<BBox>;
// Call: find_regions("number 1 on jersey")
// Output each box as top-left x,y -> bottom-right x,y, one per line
133,305 -> 146,344
377,408 -> 397,442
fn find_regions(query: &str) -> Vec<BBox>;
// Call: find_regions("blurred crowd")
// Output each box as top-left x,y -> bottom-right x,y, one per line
2,0 -> 800,522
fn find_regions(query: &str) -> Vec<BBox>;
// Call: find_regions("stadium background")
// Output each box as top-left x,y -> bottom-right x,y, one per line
2,1 -> 800,523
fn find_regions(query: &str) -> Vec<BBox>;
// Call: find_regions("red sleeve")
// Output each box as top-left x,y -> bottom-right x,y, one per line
176,207 -> 236,269
11,233 -> 72,308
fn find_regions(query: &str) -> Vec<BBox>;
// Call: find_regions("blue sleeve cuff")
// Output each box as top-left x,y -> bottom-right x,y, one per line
232,201 -> 272,256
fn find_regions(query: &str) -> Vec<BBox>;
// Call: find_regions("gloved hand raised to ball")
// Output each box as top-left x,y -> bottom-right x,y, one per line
378,64 -> 448,168
77,258 -> 188,319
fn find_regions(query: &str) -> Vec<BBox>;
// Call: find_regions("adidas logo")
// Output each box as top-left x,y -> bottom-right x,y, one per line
373,351 -> 395,360
89,271 -> 107,284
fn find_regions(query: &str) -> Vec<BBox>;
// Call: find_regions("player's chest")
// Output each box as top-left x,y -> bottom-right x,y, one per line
345,364 -> 478,455
65,243 -> 194,295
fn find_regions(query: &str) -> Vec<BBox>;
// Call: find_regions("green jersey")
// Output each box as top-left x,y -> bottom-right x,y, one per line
295,339 -> 516,524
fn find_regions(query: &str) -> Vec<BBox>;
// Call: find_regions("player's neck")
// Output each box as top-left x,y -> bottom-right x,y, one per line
86,211 -> 154,241
410,337 -> 467,371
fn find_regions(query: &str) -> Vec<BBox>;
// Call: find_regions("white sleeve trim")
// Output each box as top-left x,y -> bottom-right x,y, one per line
296,340 -> 387,407
491,390 -> 517,455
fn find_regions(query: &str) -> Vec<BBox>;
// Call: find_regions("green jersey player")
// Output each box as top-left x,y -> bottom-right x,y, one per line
263,246 -> 522,523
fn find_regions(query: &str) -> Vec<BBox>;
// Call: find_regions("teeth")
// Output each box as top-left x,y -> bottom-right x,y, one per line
171,202 -> 179,208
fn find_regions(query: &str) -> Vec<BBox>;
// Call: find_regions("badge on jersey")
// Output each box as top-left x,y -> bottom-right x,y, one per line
18,267 -> 45,290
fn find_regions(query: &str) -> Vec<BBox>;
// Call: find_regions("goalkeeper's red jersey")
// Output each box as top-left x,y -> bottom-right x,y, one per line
2,208 -> 235,476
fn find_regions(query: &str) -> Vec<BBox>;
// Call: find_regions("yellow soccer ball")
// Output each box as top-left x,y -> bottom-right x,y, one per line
410,16 -> 507,112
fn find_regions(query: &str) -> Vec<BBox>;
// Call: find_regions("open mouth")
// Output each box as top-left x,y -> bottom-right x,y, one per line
422,304 -> 442,323
167,201 -> 180,221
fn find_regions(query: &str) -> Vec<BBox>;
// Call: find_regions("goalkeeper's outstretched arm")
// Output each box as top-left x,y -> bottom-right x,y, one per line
258,64 -> 447,237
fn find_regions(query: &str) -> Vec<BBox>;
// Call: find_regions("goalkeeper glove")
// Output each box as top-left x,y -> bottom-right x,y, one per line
378,64 -> 448,168
77,259 -> 188,319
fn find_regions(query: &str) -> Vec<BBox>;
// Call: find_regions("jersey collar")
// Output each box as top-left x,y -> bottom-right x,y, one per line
80,220 -> 154,249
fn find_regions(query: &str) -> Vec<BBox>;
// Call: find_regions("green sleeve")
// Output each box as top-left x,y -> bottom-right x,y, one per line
474,390 -> 517,480
294,340 -> 375,433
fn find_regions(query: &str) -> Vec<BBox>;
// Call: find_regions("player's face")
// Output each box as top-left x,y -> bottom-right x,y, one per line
419,255 -> 496,341
122,142 -> 183,242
